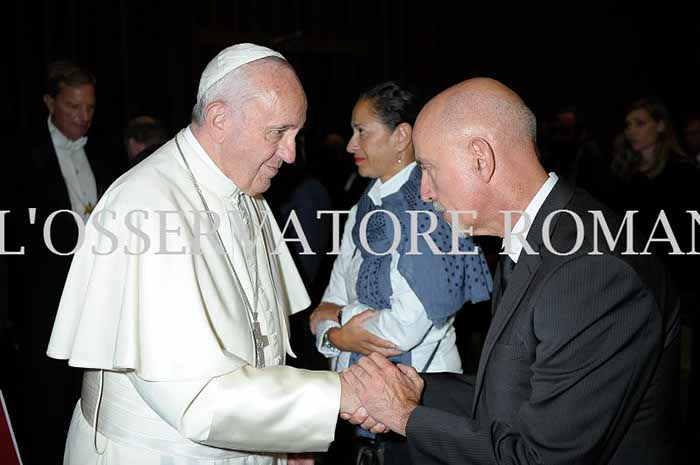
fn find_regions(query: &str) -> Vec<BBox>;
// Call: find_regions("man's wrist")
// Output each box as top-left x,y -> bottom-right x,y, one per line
395,403 -> 418,437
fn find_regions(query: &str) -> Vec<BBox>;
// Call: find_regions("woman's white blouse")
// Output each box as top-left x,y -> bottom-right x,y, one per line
317,163 -> 462,373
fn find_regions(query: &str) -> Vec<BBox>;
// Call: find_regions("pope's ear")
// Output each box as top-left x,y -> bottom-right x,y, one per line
204,101 -> 230,144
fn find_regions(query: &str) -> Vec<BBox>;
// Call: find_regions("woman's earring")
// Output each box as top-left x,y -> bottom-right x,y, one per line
398,149 -> 403,165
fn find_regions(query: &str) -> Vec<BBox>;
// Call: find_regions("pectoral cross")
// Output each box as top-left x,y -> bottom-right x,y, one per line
252,318 -> 269,368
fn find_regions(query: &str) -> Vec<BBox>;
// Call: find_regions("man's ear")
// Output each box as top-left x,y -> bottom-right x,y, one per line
470,138 -> 495,182
204,101 -> 231,144
393,122 -> 413,153
44,94 -> 55,114
657,121 -> 666,133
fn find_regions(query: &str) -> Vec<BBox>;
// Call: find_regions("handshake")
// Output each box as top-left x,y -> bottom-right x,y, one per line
338,352 -> 425,437
310,302 -> 425,436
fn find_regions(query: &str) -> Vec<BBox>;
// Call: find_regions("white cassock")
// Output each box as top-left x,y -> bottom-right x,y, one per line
47,126 -> 340,464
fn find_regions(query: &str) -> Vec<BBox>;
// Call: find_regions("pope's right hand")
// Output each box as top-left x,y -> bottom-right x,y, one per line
339,370 -> 390,434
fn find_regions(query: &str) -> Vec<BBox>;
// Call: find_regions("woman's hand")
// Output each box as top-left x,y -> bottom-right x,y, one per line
309,302 -> 342,335
328,310 -> 402,357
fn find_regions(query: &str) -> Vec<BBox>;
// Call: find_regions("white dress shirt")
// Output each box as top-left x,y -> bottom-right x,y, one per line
504,172 -> 559,263
48,116 -> 98,221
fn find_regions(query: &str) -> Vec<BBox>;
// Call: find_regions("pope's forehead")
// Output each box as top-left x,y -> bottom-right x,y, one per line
251,61 -> 300,84
258,86 -> 307,113
254,73 -> 306,104
243,86 -> 306,127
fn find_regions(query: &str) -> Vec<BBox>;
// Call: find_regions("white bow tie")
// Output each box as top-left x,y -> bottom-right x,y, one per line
48,116 -> 88,152
54,135 -> 88,152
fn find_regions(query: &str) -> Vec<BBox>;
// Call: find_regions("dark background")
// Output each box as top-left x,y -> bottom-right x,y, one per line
4,3 -> 700,462
10,1 -> 700,168
6,0 -> 700,407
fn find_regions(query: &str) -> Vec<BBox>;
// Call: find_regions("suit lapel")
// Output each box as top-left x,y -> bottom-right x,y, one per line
34,127 -> 72,211
491,262 -> 504,316
471,179 -> 576,417
472,251 -> 541,416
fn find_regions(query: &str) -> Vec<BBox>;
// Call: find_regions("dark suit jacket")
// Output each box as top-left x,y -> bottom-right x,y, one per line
406,181 -> 680,465
18,125 -> 114,338
25,125 -> 111,244
10,125 -> 116,464
19,124 -> 117,335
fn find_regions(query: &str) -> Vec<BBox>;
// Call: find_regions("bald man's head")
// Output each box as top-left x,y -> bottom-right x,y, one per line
418,78 -> 537,151
415,78 -> 547,237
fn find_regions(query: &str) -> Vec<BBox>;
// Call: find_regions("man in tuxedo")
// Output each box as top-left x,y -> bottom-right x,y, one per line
343,78 -> 680,464
13,61 -> 110,464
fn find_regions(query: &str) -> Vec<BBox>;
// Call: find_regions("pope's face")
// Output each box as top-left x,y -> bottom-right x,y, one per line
221,67 -> 307,196
45,84 -> 96,141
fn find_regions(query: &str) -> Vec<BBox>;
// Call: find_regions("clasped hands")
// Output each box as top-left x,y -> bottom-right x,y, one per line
339,352 -> 424,437
310,302 -> 424,436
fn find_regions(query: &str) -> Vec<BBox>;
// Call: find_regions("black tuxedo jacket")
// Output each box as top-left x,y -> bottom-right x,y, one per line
26,125 -> 111,242
9,125 -> 118,464
406,181 -> 680,465
19,125 -> 115,332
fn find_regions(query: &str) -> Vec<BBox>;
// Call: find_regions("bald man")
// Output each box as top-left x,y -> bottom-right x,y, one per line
343,78 -> 680,465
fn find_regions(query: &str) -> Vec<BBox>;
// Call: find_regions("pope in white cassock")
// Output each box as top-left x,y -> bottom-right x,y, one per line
47,43 -> 363,464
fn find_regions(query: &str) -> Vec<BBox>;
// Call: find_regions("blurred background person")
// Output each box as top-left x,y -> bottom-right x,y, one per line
679,109 -> 700,443
16,60 -> 109,465
681,112 -> 700,165
609,97 -> 697,250
610,97 -> 700,441
124,115 -> 169,167
538,104 -> 609,196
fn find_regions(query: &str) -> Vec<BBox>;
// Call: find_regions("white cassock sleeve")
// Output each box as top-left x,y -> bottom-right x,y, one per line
128,365 -> 340,453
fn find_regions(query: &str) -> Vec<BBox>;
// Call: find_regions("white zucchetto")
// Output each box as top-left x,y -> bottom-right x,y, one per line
196,43 -> 285,102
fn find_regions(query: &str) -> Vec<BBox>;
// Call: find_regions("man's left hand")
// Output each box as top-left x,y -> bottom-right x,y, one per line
343,352 -> 424,436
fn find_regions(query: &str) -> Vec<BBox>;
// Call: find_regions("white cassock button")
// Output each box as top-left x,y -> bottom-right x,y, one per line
274,356 -> 282,365
271,333 -> 278,342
